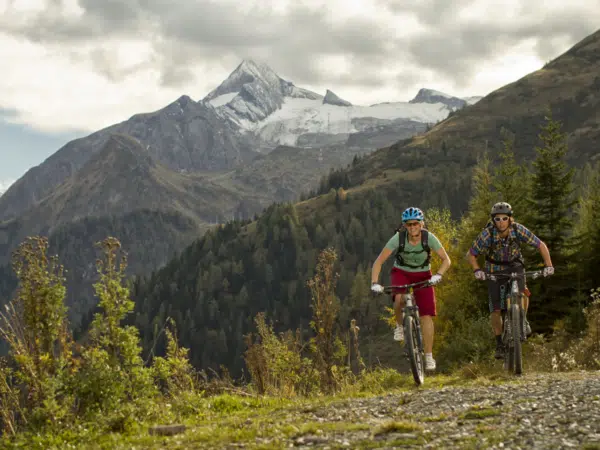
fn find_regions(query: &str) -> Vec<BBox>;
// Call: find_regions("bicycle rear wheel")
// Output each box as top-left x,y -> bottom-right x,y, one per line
404,314 -> 424,385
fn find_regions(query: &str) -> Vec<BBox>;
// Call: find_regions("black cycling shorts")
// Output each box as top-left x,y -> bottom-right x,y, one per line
487,265 -> 525,312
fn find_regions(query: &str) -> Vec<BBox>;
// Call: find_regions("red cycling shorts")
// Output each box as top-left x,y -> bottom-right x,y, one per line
390,267 -> 436,316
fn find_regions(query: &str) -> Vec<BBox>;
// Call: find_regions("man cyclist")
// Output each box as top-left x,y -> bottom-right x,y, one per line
371,207 -> 451,371
467,202 -> 554,359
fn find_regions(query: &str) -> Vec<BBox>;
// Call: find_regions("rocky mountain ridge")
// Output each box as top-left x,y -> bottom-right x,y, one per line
0,60 -> 477,223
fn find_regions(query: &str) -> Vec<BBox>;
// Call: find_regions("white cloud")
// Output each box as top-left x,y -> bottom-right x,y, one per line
469,38 -> 547,93
0,0 -> 598,134
0,179 -> 15,195
0,32 -> 209,133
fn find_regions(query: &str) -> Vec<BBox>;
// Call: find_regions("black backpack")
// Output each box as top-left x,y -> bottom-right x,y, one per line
483,221 -> 524,266
394,227 -> 431,269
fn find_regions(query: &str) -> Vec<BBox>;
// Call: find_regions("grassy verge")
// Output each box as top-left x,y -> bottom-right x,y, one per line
1,367 -> 525,450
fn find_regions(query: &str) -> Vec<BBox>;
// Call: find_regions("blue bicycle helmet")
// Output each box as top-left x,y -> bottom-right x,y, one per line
402,207 -> 424,222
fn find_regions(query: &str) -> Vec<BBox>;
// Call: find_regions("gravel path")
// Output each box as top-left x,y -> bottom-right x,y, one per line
263,371 -> 600,449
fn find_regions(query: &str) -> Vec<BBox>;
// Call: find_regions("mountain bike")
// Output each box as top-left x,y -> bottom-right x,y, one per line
377,280 -> 432,385
481,269 -> 545,376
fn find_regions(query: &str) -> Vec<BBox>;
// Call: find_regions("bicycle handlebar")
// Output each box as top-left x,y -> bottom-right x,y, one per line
482,269 -> 545,281
381,279 -> 432,293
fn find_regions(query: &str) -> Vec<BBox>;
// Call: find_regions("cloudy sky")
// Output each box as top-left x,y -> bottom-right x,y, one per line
1,0 -> 599,191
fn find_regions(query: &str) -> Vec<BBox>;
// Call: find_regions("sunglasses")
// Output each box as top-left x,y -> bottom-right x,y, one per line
494,216 -> 509,222
404,221 -> 421,227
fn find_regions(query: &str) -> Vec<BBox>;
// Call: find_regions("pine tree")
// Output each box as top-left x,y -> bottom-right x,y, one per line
529,113 -> 576,258
527,113 -> 576,331
461,150 -> 495,250
574,163 -> 600,291
493,129 -> 531,218
493,129 -> 538,265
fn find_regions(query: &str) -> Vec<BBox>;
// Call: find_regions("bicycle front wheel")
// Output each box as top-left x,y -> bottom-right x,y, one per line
404,314 -> 425,385
502,309 -> 514,372
511,303 -> 523,375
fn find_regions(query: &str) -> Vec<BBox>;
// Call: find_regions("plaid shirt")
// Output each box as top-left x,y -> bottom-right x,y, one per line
469,222 -> 541,273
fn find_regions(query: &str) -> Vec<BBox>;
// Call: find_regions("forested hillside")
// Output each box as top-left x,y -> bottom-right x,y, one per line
130,26 -> 600,376
131,114 -> 600,376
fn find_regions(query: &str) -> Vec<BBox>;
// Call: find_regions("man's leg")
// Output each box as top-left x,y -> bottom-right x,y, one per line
520,275 -> 532,336
491,310 -> 503,334
489,279 -> 504,359
491,310 -> 504,358
522,292 -> 532,331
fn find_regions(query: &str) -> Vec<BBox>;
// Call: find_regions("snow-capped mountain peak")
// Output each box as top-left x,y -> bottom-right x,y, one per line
203,59 -> 321,125
202,60 -> 482,147
204,59 -> 281,102
238,59 -> 276,78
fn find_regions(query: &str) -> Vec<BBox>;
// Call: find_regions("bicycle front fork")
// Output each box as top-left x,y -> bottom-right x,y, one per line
502,305 -> 526,346
404,306 -> 423,349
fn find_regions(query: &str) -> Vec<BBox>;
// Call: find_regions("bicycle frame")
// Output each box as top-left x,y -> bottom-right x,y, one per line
484,270 -> 544,375
382,279 -> 432,385
487,270 -> 543,331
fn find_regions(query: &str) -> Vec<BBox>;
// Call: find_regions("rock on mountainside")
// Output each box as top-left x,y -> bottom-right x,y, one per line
6,134 -> 239,231
409,87 -> 468,109
323,89 -> 352,106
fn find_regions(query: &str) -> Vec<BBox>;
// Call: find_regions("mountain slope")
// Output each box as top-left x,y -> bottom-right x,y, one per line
130,28 -> 600,375
0,96 -> 258,222
49,208 -> 205,330
0,135 -> 216,324
0,134 -> 235,248
0,136 -> 370,266
344,28 -> 600,189
415,30 -> 600,162
0,134 -> 373,327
